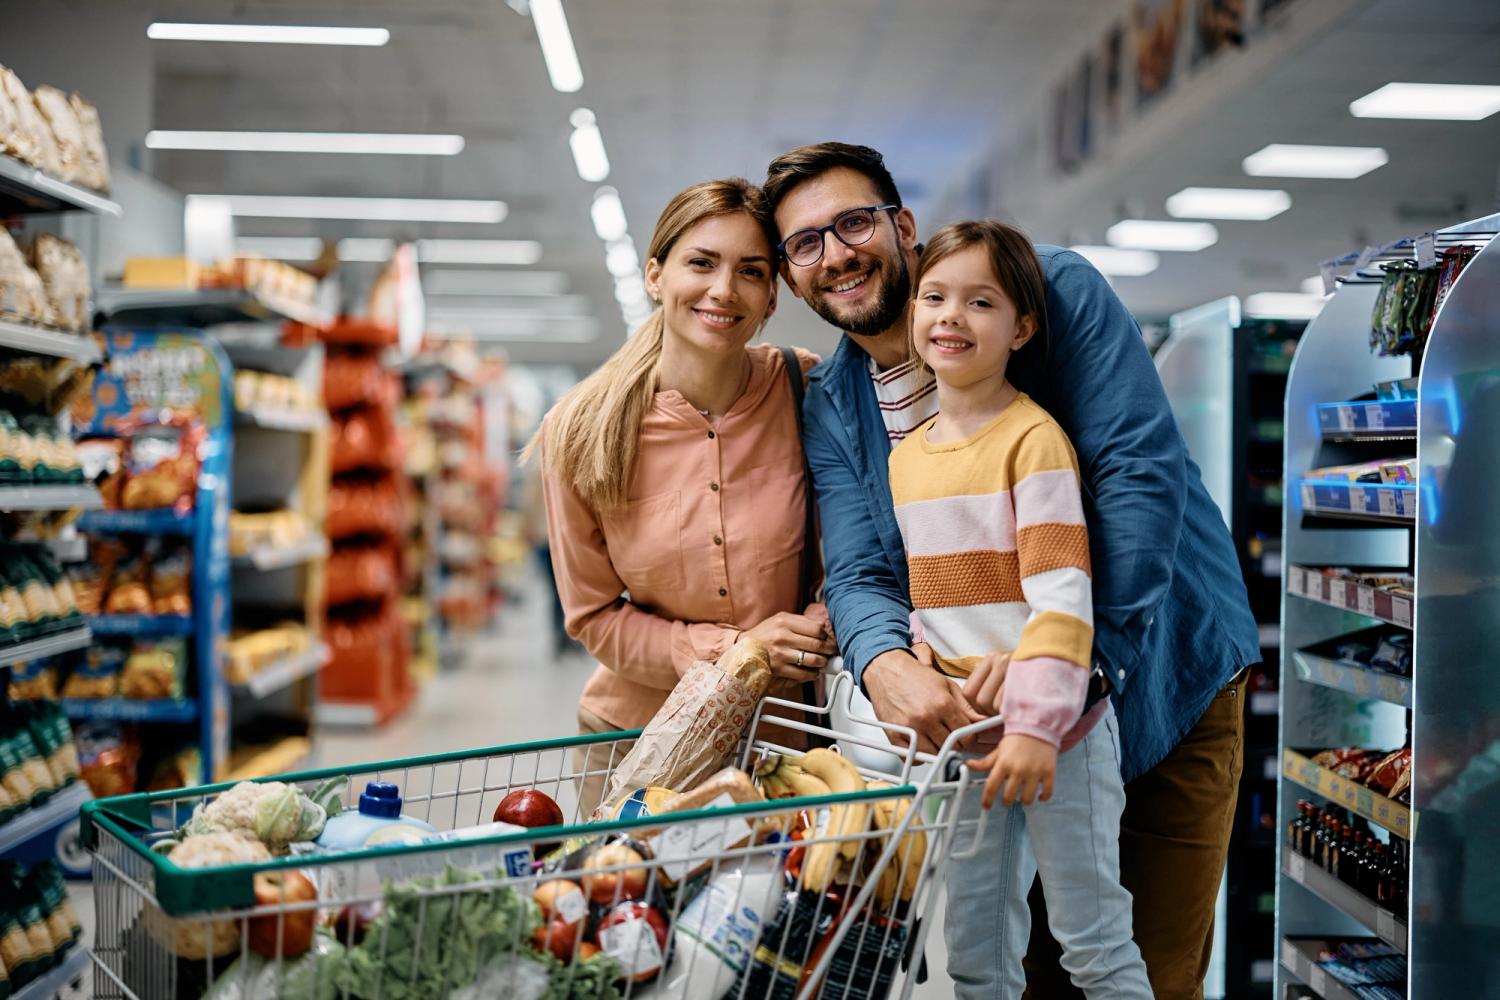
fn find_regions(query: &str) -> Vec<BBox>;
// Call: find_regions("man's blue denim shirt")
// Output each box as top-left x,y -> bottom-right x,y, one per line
801,245 -> 1260,782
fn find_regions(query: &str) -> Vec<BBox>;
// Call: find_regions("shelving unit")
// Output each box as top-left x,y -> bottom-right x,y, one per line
9,942 -> 90,1000
0,782 -> 91,855
0,151 -> 121,217
0,318 -> 103,364
1159,297 -> 1304,996
0,625 -> 93,669
1276,212 -> 1500,998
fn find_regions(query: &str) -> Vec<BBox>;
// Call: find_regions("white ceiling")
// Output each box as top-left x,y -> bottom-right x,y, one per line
136,0 -> 1500,365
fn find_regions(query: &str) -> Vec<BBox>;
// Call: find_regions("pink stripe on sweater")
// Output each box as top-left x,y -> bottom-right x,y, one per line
1011,467 -> 1086,530
999,655 -> 1089,748
895,491 -> 1016,556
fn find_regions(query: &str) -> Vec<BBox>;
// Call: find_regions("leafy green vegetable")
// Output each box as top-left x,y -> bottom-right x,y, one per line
204,931 -> 345,1000
335,864 -> 541,1000
254,784 -> 304,846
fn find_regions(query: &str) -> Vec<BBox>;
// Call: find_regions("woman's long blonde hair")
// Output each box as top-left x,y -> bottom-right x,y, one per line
525,178 -> 777,512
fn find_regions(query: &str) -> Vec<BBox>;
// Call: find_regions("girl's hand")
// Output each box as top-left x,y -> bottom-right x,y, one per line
966,733 -> 1057,809
961,651 -> 1010,716
744,612 -> 838,680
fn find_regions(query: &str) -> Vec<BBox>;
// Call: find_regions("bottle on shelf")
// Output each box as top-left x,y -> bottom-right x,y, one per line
1300,802 -> 1318,860
1375,843 -> 1393,908
1288,798 -> 1307,854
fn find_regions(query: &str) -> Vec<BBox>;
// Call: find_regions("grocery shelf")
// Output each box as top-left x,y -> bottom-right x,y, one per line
1282,749 -> 1411,838
1297,480 -> 1415,522
0,625 -> 93,668
231,534 -> 329,571
1278,938 -> 1362,1000
1281,847 -> 1407,953
0,483 -> 104,513
223,735 -> 312,782
0,318 -> 103,364
61,698 -> 198,723
78,507 -> 195,535
1287,565 -> 1413,629
1317,400 -> 1417,442
0,781 -> 91,854
0,152 -> 122,217
1291,650 -> 1412,708
235,406 -> 328,434
100,286 -> 327,330
10,944 -> 90,1000
85,614 -> 194,637
233,644 -> 329,699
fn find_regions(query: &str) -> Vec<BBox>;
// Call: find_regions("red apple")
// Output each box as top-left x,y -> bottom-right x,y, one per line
581,842 -> 649,905
577,940 -> 602,962
333,900 -> 383,947
531,917 -> 583,963
248,870 -> 317,958
533,879 -> 588,931
494,788 -> 565,829
597,901 -> 670,983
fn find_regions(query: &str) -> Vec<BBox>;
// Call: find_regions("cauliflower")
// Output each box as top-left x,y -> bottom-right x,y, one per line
168,830 -> 272,868
180,778 -> 346,853
148,832 -> 272,958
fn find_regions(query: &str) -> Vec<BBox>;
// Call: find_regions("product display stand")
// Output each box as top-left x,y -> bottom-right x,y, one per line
1159,298 -> 1303,996
1276,213 -> 1499,998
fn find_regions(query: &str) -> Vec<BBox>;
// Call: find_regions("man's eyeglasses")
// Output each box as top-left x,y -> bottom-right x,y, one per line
778,204 -> 898,267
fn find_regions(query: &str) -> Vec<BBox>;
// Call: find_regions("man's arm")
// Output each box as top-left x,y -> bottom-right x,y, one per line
1039,251 -> 1189,690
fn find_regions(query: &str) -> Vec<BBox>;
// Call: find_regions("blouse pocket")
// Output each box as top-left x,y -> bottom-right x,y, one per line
748,462 -> 808,573
601,489 -> 687,591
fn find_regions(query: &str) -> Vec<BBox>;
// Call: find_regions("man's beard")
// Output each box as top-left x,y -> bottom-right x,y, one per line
810,255 -> 911,338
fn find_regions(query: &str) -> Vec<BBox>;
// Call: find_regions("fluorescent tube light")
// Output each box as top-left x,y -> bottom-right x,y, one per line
1244,292 -> 1329,319
1105,220 -> 1218,252
1068,245 -> 1160,277
148,23 -> 390,45
427,299 -> 591,320
337,238 -> 396,262
416,239 -> 542,265
428,316 -> 600,342
236,236 -> 324,260
569,109 -> 610,182
197,194 -> 506,223
147,131 -> 464,156
423,270 -> 569,296
605,240 -> 640,278
530,0 -> 584,93
1351,82 -> 1500,121
591,188 -> 628,242
1165,187 -> 1291,221
1242,144 -> 1388,179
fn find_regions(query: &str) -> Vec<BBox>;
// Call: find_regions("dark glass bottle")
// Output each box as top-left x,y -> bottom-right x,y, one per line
1375,843 -> 1392,907
1339,825 -> 1359,886
1360,834 -> 1380,900
1301,803 -> 1319,859
1288,799 -> 1305,852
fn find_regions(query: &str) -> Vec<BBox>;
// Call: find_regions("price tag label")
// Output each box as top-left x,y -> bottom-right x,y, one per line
1343,582 -> 1359,611
1289,853 -> 1306,883
1392,597 -> 1413,628
1301,484 -> 1316,510
1320,262 -> 1338,295
1357,586 -> 1377,618
1356,244 -> 1380,270
1377,907 -> 1398,943
1416,232 -> 1438,270
1366,404 -> 1386,430
1378,489 -> 1398,516
1337,406 -> 1357,431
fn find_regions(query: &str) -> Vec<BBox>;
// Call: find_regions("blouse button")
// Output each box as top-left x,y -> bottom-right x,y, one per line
718,587 -> 727,597
710,482 -> 719,492
707,430 -> 716,439
714,535 -> 722,546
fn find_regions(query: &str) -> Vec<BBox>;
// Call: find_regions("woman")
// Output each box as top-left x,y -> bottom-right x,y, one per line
533,178 -> 835,815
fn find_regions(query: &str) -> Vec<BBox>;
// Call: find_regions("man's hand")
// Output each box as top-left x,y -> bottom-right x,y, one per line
967,733 -> 1058,809
864,647 -> 984,755
961,651 -> 1010,716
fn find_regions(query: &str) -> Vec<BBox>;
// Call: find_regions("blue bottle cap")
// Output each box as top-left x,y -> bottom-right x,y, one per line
358,781 -> 403,818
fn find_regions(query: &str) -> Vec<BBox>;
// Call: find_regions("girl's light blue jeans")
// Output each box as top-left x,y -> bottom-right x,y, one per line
944,703 -> 1153,999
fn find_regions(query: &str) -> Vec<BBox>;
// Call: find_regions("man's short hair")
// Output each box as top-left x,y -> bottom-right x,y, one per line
764,142 -> 902,222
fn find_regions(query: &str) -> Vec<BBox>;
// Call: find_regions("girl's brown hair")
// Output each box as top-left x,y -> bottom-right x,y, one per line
524,178 -> 776,512
913,220 -> 1047,348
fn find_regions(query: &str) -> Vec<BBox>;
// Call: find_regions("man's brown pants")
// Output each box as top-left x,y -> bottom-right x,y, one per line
1023,670 -> 1247,1000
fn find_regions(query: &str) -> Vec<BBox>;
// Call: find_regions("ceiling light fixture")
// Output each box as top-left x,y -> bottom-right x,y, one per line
591,188 -> 628,242
1242,143 -> 1388,179
1165,187 -> 1291,221
1105,220 -> 1218,252
1068,245 -> 1160,277
335,238 -> 396,262
236,236 -> 324,260
529,0 -> 583,93
147,23 -> 390,45
194,194 -> 507,223
568,109 -> 610,182
1244,292 -> 1330,319
605,240 -> 640,278
416,239 -> 542,265
1350,82 -> 1500,121
147,130 -> 464,156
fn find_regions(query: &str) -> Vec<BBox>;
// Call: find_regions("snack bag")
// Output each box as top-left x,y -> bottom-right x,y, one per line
69,93 -> 110,192
103,550 -> 152,615
122,423 -> 201,511
0,227 -> 56,326
121,638 -> 187,700
598,637 -> 772,815
62,644 -> 125,699
149,543 -> 192,615
31,233 -> 90,332
30,86 -> 85,184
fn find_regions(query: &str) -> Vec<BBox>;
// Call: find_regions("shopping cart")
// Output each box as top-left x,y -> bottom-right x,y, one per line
81,672 -> 1002,1000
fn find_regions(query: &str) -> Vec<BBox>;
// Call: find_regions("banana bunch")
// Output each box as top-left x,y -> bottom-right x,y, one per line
866,780 -> 927,908
755,748 -> 870,892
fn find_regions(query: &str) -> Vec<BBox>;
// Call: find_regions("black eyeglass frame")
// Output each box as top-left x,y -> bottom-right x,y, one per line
777,203 -> 899,266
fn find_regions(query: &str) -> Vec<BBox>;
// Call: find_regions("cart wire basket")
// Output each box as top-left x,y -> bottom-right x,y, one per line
81,672 -> 1002,1000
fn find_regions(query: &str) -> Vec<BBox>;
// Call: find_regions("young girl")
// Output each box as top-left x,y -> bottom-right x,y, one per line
889,221 -> 1152,998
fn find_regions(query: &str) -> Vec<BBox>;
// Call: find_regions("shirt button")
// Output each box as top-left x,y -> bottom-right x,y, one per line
1117,668 -> 1126,680
710,482 -> 719,492
718,587 -> 727,597
714,535 -> 722,546
707,430 -> 716,439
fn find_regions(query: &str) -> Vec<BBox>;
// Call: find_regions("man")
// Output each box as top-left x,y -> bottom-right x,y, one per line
764,142 -> 1259,999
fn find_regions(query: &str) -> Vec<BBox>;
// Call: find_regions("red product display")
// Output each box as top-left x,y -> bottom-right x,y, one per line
324,544 -> 397,606
327,477 -> 402,541
324,354 -> 387,412
331,407 -> 399,475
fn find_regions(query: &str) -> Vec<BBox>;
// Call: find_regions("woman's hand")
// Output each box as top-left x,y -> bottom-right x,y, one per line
744,611 -> 838,680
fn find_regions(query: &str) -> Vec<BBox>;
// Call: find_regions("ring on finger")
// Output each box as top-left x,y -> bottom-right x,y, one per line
796,649 -> 806,667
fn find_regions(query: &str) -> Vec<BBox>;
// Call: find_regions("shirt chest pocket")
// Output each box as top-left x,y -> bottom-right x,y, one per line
601,489 -> 686,591
746,462 -> 807,572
